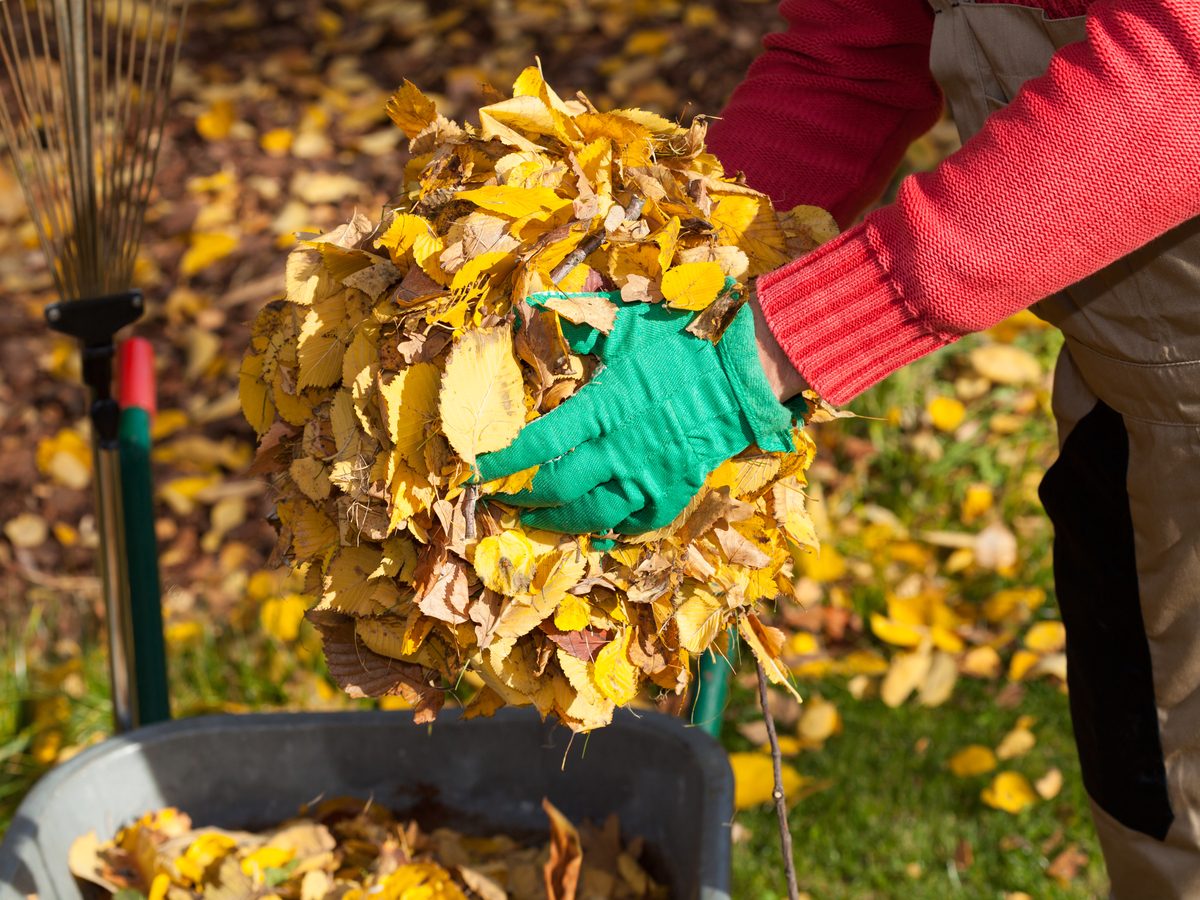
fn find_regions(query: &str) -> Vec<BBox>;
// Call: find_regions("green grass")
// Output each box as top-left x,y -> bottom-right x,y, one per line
728,679 -> 1105,898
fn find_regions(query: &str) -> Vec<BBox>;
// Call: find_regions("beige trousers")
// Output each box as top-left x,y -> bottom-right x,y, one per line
927,1 -> 1200,896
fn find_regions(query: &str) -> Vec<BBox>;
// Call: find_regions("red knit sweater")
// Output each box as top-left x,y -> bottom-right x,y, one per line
707,0 -> 1200,405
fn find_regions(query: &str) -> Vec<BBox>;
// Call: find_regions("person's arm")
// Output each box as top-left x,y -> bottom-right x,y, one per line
706,0 -> 943,228
757,0 -> 1200,405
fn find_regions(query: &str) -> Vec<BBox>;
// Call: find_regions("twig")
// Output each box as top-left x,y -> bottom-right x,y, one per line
548,195 -> 645,285
756,659 -> 800,900
550,231 -> 605,284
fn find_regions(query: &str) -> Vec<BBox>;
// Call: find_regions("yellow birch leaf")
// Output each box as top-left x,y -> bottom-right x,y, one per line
949,745 -> 998,777
321,546 -> 385,616
554,594 -> 591,632
654,217 -> 681,272
457,185 -> 570,220
374,213 -> 429,263
739,613 -> 802,703
380,362 -> 439,469
981,771 -> 1038,814
386,79 -> 437,138
591,628 -> 639,706
708,194 -> 789,276
660,262 -> 725,311
289,457 -> 330,503
529,549 -> 587,612
474,530 -> 537,596
438,326 -> 525,465
674,584 -> 724,654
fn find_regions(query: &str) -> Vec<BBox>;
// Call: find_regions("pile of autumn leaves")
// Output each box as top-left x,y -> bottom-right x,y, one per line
240,67 -> 835,731
70,798 -> 664,899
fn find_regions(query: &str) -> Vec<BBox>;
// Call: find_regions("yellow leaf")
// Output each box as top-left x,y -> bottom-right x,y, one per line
1024,621 -> 1066,653
1008,649 -> 1041,681
176,832 -> 237,884
474,530 -> 537,596
241,844 -> 294,881
674,584 -> 724,654
260,594 -> 308,643
729,752 -> 805,809
881,647 -> 932,708
554,594 -> 591,632
961,645 -> 1002,679
969,343 -> 1042,385
374,213 -> 430,262
195,100 -> 235,141
800,546 -> 845,582
438,326 -> 525,465
259,128 -> 294,156
797,695 -> 841,747
981,771 -> 1038,814
983,587 -> 1045,624
660,262 -> 725,311
529,548 -> 587,611
386,79 -> 437,138
928,396 -> 966,432
591,628 -> 639,706
870,613 -> 923,649
181,231 -> 237,277
739,613 -> 802,703
772,478 -> 818,551
321,546 -> 386,616
380,362 -> 439,469
1036,768 -> 1064,800
948,745 -> 997,777
708,194 -> 789,276
960,483 -> 994,524
997,725 -> 1037,761
457,185 -> 570,220
35,427 -> 93,489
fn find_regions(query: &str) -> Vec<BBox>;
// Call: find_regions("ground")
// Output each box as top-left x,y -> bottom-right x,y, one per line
0,1 -> 1105,896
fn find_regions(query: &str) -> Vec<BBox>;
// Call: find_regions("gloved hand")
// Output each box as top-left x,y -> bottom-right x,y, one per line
475,289 -> 806,535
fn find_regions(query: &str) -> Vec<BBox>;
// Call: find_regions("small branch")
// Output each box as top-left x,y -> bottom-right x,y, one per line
548,195 -> 645,286
756,659 -> 800,900
462,482 -> 479,540
550,231 -> 605,284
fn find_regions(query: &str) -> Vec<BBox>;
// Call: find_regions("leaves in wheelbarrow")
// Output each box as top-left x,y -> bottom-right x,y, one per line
68,796 -> 666,900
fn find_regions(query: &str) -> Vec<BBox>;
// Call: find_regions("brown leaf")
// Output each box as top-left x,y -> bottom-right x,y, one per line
685,284 -> 745,343
1046,844 -> 1088,886
541,621 -> 612,662
413,545 -> 471,625
305,609 -> 444,722
542,798 -> 583,900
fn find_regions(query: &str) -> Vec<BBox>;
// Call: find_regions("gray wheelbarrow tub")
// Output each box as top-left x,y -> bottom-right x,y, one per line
0,707 -> 732,899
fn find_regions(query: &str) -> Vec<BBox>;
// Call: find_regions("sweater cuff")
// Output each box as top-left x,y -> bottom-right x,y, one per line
756,225 -> 951,406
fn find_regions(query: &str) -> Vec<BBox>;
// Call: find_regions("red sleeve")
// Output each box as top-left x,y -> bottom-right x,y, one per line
757,0 -> 1200,405
706,0 -> 943,228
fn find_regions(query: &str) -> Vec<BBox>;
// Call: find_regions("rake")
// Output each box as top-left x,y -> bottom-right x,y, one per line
0,0 -> 189,732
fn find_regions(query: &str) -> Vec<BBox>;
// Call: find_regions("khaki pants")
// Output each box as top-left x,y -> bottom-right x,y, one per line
927,1 -> 1200,895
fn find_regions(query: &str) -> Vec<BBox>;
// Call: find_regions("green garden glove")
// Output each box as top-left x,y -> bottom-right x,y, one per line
476,289 -> 805,536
